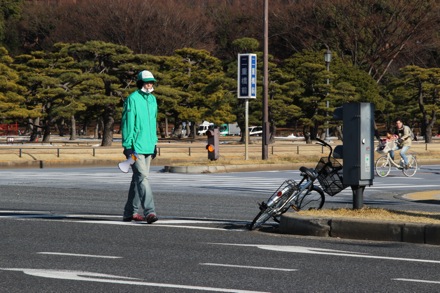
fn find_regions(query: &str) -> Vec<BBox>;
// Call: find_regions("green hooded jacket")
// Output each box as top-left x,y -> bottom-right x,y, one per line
121,89 -> 158,154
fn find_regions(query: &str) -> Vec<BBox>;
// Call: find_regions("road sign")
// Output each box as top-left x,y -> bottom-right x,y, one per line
237,54 -> 257,99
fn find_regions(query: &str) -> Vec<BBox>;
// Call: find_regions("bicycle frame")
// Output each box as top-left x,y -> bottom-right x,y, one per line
384,152 -> 404,169
249,138 -> 339,230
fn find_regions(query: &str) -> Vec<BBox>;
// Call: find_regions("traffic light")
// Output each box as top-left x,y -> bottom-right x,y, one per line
333,103 -> 374,186
206,128 -> 219,160
332,103 -> 375,209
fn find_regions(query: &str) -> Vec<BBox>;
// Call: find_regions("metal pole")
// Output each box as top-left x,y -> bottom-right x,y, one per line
262,0 -> 269,160
245,99 -> 249,160
352,186 -> 365,209
326,60 -> 330,139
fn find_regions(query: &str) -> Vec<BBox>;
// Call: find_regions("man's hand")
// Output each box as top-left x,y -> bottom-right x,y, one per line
123,148 -> 134,159
152,145 -> 157,160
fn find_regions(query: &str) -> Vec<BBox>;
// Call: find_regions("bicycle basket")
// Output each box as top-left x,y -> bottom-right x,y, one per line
375,140 -> 394,154
315,157 -> 346,196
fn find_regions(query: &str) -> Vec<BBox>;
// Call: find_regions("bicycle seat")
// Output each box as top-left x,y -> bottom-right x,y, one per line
299,166 -> 318,181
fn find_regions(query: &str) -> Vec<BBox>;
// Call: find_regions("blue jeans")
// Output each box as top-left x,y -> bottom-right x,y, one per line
390,145 -> 410,166
123,154 -> 155,218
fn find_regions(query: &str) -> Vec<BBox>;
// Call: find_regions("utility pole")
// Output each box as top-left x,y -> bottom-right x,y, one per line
324,48 -> 332,140
262,0 -> 269,160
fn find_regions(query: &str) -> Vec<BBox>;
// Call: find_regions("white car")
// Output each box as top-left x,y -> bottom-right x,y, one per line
249,126 -> 263,136
197,121 -> 214,135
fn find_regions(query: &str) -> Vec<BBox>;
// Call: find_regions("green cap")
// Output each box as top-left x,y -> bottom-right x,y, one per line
137,70 -> 156,83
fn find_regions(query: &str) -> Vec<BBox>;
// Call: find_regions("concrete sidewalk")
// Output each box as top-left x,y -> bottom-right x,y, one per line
278,189 -> 440,245
279,212 -> 440,245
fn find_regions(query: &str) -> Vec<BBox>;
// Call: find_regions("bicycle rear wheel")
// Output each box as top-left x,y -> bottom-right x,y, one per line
403,154 -> 418,177
249,209 -> 273,230
296,185 -> 325,211
249,184 -> 296,230
375,155 -> 391,177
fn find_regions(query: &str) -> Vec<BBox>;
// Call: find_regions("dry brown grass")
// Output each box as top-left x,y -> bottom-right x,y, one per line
2,138 -> 440,165
298,207 -> 440,225
156,139 -> 440,165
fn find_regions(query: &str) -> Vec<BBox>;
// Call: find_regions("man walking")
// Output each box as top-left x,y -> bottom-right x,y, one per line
121,70 -> 158,224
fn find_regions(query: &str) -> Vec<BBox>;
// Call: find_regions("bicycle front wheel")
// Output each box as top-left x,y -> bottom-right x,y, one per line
403,154 -> 418,177
375,155 -> 391,177
296,185 -> 325,211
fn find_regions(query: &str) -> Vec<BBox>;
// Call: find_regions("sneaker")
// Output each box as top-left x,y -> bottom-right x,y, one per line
123,213 -> 144,222
145,213 -> 158,224
132,213 -> 144,221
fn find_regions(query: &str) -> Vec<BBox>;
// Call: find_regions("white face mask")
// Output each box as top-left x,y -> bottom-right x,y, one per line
141,87 -> 154,93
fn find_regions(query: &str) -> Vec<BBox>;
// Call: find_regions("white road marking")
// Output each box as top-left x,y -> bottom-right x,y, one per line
0,268 -> 269,293
77,220 -> 240,231
0,211 -> 248,231
369,184 -> 439,189
393,278 -> 440,284
37,252 -> 121,259
212,244 -> 440,264
200,263 -> 297,272
0,211 -> 121,219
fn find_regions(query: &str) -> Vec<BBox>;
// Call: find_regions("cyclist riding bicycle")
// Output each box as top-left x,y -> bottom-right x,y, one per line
389,119 -> 412,169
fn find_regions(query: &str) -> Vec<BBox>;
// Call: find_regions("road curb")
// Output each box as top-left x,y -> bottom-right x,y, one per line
0,159 -> 122,169
0,158 -> 203,169
280,213 -> 440,245
164,163 -> 312,173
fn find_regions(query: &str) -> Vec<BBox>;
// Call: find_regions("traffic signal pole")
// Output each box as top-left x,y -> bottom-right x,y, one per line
245,99 -> 249,160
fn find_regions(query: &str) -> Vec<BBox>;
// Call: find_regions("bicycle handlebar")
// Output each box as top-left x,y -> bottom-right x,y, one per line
315,137 -> 330,148
315,138 -> 334,161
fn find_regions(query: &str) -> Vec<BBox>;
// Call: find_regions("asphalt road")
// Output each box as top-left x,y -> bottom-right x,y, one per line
1,166 -> 440,292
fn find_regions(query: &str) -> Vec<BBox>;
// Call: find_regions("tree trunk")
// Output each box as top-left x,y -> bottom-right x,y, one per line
159,121 -> 166,138
335,125 -> 343,140
191,122 -> 196,139
42,120 -> 51,143
303,125 -> 312,144
29,117 -> 39,142
269,123 -> 276,144
70,115 -> 77,140
185,122 -> 190,138
418,83 -> 436,143
424,110 -> 436,143
94,121 -> 99,139
101,105 -> 115,146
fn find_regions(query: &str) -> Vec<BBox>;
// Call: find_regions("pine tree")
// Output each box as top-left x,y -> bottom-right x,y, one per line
0,46 -> 39,124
